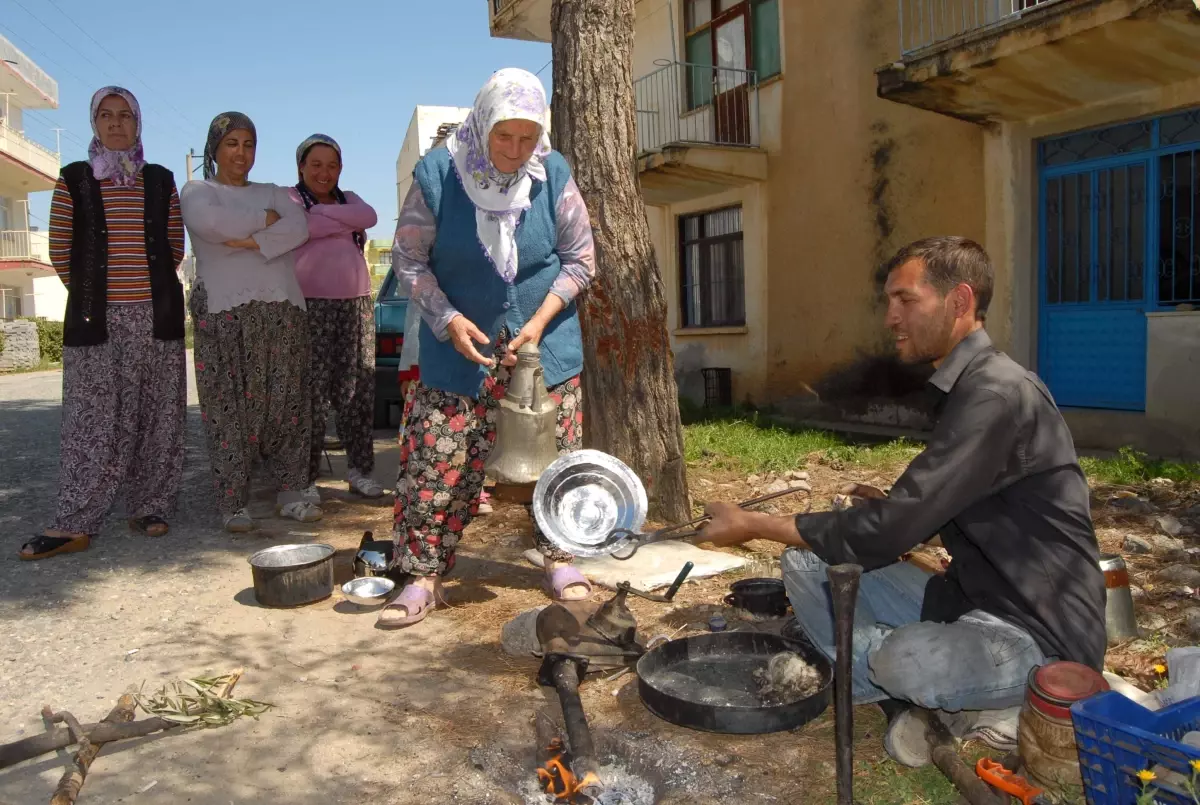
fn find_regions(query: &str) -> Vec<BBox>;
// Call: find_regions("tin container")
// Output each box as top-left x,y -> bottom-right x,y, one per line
1099,553 -> 1140,644
1018,661 -> 1109,794
248,543 -> 335,608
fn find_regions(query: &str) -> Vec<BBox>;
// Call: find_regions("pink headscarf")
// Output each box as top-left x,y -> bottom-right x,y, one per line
87,86 -> 145,187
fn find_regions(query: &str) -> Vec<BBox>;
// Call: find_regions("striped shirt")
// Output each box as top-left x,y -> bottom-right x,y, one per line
49,174 -> 185,304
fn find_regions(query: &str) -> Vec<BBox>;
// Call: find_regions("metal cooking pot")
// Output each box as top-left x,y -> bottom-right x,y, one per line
248,543 -> 335,608
724,578 -> 790,617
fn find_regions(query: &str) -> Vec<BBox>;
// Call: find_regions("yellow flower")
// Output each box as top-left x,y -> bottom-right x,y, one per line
1155,664 -> 1168,674
1138,769 -> 1158,783
1191,759 -> 1200,773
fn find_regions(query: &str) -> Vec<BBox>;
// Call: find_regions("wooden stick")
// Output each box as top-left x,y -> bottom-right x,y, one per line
49,694 -> 136,805
0,670 -> 247,773
0,717 -> 177,770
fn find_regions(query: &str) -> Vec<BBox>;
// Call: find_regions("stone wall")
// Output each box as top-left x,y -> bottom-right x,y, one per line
0,320 -> 40,371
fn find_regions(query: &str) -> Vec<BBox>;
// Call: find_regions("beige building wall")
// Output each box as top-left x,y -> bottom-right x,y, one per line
763,0 -> 986,403
633,0 -> 781,406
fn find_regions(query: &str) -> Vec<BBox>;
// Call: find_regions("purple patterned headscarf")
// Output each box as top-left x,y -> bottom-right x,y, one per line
446,68 -> 552,284
88,86 -> 144,188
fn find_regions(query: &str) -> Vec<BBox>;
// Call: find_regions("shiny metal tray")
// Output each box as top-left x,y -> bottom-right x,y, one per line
532,449 -> 648,558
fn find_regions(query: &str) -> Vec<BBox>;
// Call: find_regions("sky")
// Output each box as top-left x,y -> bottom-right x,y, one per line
2,0 -> 551,241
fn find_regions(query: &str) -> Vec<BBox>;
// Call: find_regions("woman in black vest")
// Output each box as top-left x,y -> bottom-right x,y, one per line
19,86 -> 186,561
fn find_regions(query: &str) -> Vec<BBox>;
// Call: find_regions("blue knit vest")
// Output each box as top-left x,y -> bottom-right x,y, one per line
413,148 -> 583,398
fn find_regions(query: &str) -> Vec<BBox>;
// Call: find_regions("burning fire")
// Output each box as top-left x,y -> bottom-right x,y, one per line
535,738 -> 602,803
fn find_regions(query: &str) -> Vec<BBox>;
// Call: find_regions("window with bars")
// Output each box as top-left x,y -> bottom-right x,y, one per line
683,0 -> 781,111
679,206 -> 746,328
1159,148 -> 1200,306
1040,109 -> 1200,308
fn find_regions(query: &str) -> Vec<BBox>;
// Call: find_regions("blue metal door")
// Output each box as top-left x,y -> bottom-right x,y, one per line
1039,162 -> 1150,410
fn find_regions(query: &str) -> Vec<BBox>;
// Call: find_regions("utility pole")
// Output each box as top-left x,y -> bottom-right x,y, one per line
185,148 -> 198,182
51,128 -> 63,154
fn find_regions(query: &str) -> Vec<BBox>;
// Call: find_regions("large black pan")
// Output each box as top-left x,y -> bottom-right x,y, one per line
635,631 -> 832,734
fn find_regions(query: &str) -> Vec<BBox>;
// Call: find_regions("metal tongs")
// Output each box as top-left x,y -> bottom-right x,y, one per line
606,485 -> 811,560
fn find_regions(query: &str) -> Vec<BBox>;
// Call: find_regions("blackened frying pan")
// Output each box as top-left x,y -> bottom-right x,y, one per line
635,631 -> 832,734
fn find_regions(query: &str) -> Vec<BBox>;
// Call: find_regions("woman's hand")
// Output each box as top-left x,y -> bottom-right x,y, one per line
502,319 -> 547,366
503,293 -> 566,366
447,315 -> 494,366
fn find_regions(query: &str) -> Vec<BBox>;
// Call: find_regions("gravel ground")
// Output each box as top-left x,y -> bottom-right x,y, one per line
0,360 -> 540,805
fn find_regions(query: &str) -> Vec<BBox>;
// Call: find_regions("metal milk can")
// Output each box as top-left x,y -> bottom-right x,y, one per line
484,341 -> 561,486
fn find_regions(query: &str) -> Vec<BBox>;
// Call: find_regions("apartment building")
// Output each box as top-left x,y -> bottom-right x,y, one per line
489,0 -> 1200,456
0,34 -> 62,321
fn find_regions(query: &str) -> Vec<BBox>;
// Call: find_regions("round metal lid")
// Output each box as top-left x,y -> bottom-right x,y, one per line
532,449 -> 647,558
1031,661 -> 1110,705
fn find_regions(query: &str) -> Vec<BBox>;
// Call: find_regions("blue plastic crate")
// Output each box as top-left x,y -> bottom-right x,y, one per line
1072,691 -> 1200,804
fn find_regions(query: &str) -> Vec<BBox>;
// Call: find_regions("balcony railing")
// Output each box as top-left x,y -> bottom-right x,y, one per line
0,35 -> 59,104
0,122 -> 60,180
634,61 -> 760,157
899,0 -> 1066,56
0,230 -> 51,264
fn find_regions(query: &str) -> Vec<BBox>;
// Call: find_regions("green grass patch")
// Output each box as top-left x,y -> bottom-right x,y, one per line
1080,446 -> 1200,486
682,407 -> 1200,488
682,408 -> 922,474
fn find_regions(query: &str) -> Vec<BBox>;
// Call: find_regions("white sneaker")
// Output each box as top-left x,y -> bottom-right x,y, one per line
347,469 -> 385,499
300,484 -> 321,505
883,706 -> 1018,768
223,508 -> 254,534
883,708 -> 936,768
278,501 -> 323,523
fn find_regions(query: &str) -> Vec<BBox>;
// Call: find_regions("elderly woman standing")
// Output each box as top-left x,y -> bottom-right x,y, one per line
288,134 -> 385,500
181,112 -> 319,532
20,87 -> 186,560
380,68 -> 596,626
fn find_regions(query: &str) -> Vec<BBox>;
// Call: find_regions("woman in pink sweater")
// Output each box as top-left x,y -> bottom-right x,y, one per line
289,134 -> 385,500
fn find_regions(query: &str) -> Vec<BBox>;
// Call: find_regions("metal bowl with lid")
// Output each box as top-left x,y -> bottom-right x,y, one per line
532,449 -> 648,558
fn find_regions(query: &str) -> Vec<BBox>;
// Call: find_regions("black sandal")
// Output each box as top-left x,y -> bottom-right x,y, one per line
128,516 -> 169,537
19,533 -> 91,561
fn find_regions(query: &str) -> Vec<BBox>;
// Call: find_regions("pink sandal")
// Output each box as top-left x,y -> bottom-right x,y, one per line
376,584 -> 437,628
544,565 -> 593,602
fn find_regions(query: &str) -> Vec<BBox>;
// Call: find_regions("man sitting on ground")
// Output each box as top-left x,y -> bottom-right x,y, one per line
698,236 -> 1105,765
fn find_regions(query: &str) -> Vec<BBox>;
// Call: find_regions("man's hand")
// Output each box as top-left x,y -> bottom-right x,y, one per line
696,502 -> 757,547
833,483 -> 887,511
502,318 -> 547,366
223,237 -> 259,250
447,315 -> 494,366
264,209 -> 281,227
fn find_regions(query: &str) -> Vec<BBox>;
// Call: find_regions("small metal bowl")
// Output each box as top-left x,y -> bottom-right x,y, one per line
341,576 -> 396,607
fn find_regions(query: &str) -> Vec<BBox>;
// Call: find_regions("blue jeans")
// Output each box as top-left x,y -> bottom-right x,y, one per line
781,549 -> 1046,711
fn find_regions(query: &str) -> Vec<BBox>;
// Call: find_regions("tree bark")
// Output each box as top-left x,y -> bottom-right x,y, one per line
550,0 -> 690,522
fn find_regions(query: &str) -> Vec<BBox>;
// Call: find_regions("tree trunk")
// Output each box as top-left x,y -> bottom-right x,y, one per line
550,0 -> 690,522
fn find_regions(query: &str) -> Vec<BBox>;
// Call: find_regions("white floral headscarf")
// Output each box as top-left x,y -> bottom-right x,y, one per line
446,68 -> 552,284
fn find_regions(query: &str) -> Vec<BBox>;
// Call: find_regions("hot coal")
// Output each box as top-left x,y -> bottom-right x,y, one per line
752,651 -> 823,705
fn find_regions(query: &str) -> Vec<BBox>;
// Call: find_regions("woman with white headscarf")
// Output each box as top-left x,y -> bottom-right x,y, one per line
380,68 -> 596,627
21,86 -> 186,560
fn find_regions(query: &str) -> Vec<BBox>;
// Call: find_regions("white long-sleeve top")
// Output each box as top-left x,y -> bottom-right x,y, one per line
181,179 -> 310,314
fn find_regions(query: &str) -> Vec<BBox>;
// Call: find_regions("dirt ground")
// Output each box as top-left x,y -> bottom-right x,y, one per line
3,367 -> 1198,804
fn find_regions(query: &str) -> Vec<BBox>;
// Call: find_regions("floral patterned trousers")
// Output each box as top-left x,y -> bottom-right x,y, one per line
53,303 -> 186,534
392,356 -> 583,577
305,296 -> 376,482
191,284 -> 313,517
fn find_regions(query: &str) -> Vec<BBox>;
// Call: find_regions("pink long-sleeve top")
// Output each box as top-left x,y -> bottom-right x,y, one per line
287,188 -> 378,299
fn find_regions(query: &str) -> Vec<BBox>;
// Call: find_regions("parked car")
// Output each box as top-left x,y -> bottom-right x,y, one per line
373,268 -> 411,428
